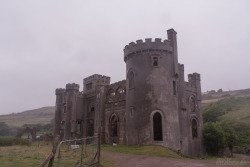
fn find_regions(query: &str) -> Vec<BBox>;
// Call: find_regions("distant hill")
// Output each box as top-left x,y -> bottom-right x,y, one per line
202,88 -> 250,125
0,106 -> 55,127
0,88 -> 249,129
202,88 -> 250,146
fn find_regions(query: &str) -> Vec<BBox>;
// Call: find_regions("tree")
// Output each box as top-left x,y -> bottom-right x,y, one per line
219,121 -> 238,151
203,122 -> 226,155
0,122 -> 10,136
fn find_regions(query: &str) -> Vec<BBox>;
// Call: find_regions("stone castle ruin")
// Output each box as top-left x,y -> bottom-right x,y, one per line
54,29 -> 204,156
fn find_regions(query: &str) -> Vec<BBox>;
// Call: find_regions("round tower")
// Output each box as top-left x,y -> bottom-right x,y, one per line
124,29 -> 181,150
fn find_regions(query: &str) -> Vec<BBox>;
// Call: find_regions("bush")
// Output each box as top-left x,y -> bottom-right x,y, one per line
0,137 -> 31,146
203,122 -> 226,155
203,121 -> 238,155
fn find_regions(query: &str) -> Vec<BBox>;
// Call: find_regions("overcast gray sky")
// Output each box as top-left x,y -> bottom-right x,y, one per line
0,0 -> 249,115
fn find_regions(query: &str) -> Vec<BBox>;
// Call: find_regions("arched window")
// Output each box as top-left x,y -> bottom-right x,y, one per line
153,112 -> 163,141
107,89 -> 115,102
110,114 -> 118,137
116,87 -> 126,99
128,71 -> 134,88
192,119 -> 198,138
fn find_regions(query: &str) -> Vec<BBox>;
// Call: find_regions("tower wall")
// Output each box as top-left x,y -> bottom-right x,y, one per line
124,36 -> 181,150
54,88 -> 65,137
64,83 -> 80,140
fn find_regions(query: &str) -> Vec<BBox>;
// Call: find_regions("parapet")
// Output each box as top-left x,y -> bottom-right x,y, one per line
188,73 -> 201,82
124,38 -> 173,62
83,74 -> 110,92
55,88 -> 65,95
84,74 -> 110,84
66,83 -> 80,91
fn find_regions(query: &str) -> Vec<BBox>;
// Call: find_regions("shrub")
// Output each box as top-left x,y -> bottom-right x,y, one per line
203,122 -> 226,155
0,137 -> 31,146
203,121 -> 238,155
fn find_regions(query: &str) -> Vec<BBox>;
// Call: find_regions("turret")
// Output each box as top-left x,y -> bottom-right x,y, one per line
54,88 -> 65,137
64,83 -> 80,140
188,73 -> 201,100
124,29 -> 181,150
167,29 -> 179,76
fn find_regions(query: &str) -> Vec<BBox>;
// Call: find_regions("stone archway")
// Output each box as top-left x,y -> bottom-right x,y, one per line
110,114 -> 118,137
153,112 -> 163,141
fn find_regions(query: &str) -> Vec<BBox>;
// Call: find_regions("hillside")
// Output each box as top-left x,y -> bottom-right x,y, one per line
0,88 -> 249,133
0,106 -> 55,127
202,88 -> 250,124
202,88 -> 250,146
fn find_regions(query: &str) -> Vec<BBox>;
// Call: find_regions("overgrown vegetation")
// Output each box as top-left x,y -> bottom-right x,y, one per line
0,137 -> 31,146
22,118 -> 54,135
0,122 -> 17,136
203,121 -> 237,155
202,94 -> 250,155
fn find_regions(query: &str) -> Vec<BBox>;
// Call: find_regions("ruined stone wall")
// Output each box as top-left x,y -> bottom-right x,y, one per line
178,72 -> 204,156
104,80 -> 126,144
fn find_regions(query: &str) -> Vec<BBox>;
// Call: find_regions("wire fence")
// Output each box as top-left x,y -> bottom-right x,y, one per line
57,136 -> 99,167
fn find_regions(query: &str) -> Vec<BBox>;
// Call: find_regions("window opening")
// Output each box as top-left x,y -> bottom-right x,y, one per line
77,121 -> 81,134
110,115 -> 118,137
173,81 -> 176,95
153,57 -> 158,66
190,97 -> 196,112
86,83 -> 92,90
87,119 -> 94,136
128,71 -> 134,88
192,119 -> 198,138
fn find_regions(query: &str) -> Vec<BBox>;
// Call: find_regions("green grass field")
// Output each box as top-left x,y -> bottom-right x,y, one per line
0,142 -> 182,167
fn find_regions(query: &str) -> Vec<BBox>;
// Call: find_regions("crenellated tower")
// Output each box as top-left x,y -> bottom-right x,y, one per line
124,29 -> 181,150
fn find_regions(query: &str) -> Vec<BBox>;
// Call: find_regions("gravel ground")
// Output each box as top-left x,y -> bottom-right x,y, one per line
102,152 -> 250,167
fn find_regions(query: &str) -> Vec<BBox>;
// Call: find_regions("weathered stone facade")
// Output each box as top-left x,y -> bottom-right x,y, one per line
54,29 -> 204,156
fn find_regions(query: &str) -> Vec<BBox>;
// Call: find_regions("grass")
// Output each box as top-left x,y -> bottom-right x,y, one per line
0,142 -> 180,167
1,142 -> 249,167
0,142 -> 112,167
0,137 -> 31,146
101,144 -> 181,158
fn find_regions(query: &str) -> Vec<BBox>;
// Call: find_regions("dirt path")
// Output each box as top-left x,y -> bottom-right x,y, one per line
102,152 -> 250,167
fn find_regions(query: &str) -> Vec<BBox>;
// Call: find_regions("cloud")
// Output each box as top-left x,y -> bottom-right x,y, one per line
0,0 -> 250,114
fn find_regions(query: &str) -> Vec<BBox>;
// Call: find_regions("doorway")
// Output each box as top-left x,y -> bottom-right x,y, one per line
153,112 -> 163,141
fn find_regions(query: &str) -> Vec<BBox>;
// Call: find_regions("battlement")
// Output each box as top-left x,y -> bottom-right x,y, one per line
110,80 -> 126,88
66,83 -> 80,91
55,88 -> 65,95
188,73 -> 200,82
83,74 -> 110,92
124,38 -> 173,61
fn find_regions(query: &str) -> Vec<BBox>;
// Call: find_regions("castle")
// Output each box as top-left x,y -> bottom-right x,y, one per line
54,29 -> 204,156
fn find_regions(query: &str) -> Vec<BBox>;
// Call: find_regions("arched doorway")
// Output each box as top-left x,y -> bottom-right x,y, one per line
153,112 -> 163,141
110,114 -> 118,137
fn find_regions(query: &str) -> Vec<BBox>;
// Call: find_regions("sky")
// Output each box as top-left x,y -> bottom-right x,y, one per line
0,0 -> 250,115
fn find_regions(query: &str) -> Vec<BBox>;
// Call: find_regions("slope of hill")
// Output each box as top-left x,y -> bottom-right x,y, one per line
202,89 -> 250,124
202,89 -> 250,146
0,106 -> 55,127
